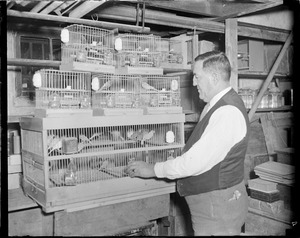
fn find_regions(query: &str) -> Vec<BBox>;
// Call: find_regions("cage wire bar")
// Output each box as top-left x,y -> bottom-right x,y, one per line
34,69 -> 91,109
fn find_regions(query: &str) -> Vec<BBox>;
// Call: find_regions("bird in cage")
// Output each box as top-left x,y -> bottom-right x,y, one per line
140,81 -> 158,91
141,130 -> 155,146
127,129 -> 155,146
47,134 -> 62,155
109,130 -> 125,141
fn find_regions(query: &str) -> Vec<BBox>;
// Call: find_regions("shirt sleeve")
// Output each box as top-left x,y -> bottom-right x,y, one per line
154,105 -> 247,179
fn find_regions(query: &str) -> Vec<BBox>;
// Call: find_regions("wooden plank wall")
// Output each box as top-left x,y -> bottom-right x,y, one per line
54,194 -> 169,236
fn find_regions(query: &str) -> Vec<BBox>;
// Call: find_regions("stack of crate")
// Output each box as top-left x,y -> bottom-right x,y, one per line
20,24 -> 185,213
8,129 -> 22,190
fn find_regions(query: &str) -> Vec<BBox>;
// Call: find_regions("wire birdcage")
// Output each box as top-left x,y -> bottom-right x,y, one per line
33,69 -> 91,109
115,33 -> 162,68
61,24 -> 115,48
20,114 -> 184,212
159,38 -> 183,66
91,74 -> 141,109
139,75 -> 181,107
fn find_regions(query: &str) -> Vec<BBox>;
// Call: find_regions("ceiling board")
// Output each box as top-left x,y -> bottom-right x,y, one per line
30,1 -> 51,13
69,1 -> 107,18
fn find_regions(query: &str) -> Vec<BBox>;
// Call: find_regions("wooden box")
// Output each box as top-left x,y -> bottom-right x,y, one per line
238,40 -> 264,72
20,114 -> 185,212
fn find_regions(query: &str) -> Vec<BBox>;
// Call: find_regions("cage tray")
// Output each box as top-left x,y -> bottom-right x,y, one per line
143,107 -> 183,115
49,167 -> 127,187
115,66 -> 163,75
93,108 -> 144,116
35,108 -> 93,118
60,62 -> 115,74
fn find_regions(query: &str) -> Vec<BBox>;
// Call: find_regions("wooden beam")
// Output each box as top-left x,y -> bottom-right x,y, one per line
248,32 -> 293,121
69,1 -> 106,18
95,5 -> 290,42
54,2 -> 74,16
7,1 -> 16,10
61,1 -> 82,15
16,0 -> 31,7
30,1 -> 51,13
7,58 -> 60,68
212,0 -> 283,22
40,1 -> 65,15
225,18 -> 238,92
7,10 -> 150,33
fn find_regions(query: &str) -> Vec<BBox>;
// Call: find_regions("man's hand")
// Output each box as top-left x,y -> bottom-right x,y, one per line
125,161 -> 156,178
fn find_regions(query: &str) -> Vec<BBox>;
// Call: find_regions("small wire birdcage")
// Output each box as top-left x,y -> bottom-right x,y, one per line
159,38 -> 183,66
115,33 -> 162,68
60,24 -> 115,66
33,69 -> 91,109
91,74 -> 141,109
61,24 -> 115,48
139,75 -> 181,107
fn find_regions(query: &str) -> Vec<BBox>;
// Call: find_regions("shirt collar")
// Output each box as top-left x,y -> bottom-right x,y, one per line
206,86 -> 232,111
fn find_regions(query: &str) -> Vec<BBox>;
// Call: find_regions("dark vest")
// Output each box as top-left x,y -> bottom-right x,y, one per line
177,88 -> 250,196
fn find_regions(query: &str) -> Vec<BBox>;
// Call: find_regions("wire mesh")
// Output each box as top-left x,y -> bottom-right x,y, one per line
116,34 -> 161,53
46,123 -> 183,157
115,52 -> 161,68
159,38 -> 183,65
34,69 -> 91,109
61,44 -> 114,66
48,148 -> 182,187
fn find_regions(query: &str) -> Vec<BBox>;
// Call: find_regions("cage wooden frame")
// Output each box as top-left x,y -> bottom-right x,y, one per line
20,114 -> 185,212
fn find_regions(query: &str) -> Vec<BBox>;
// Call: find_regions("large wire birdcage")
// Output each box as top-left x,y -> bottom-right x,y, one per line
91,74 -> 141,109
20,114 -> 185,212
139,75 -> 181,108
159,38 -> 184,67
115,33 -> 162,68
33,69 -> 91,109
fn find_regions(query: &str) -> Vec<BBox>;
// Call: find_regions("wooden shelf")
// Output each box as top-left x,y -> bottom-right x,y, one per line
238,71 -> 291,79
8,188 -> 38,212
247,105 -> 292,113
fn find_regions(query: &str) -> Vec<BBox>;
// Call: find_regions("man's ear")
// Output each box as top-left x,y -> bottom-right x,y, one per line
210,71 -> 219,85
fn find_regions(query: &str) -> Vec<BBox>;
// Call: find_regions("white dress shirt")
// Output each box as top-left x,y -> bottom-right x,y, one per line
154,87 -> 247,179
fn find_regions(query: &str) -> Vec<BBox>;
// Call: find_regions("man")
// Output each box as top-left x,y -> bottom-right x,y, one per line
126,51 -> 250,236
